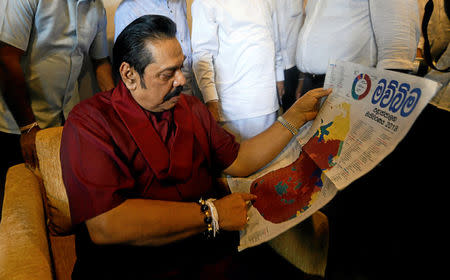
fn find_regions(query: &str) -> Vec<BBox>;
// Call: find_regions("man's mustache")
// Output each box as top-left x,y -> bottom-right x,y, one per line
163,86 -> 183,102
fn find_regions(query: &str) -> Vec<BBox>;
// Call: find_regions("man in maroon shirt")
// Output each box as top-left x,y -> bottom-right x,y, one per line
61,15 -> 331,279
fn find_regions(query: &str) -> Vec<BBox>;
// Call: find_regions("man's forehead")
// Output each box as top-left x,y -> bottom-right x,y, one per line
148,38 -> 183,58
147,38 -> 184,68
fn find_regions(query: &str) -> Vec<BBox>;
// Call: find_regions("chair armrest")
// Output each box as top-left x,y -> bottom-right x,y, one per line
0,164 -> 53,280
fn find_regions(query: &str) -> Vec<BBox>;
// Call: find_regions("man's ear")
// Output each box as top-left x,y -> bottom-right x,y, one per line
119,62 -> 138,91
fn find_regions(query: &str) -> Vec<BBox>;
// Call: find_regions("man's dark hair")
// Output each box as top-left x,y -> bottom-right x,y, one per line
113,15 -> 177,85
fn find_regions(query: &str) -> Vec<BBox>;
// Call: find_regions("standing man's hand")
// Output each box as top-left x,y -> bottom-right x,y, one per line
206,100 -> 222,122
93,57 -> 115,92
19,124 -> 41,169
276,81 -> 285,100
0,43 -> 41,170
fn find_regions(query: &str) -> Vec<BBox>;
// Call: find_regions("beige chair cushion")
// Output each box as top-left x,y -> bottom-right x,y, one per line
36,126 -> 72,235
0,164 -> 53,280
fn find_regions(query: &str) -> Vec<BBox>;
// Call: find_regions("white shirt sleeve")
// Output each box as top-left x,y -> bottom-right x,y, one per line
271,0 -> 285,82
191,0 -> 220,103
369,0 -> 420,71
114,2 -> 139,42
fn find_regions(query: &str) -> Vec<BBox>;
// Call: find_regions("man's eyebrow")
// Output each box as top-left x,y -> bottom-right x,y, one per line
159,56 -> 187,73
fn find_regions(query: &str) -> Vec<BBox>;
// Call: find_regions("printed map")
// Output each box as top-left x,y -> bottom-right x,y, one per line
251,102 -> 351,224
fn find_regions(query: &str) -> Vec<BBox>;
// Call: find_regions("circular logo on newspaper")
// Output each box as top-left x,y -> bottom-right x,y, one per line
351,74 -> 372,100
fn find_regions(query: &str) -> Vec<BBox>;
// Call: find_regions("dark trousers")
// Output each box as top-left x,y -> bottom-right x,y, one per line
281,66 -> 301,112
73,222 -> 310,280
297,72 -> 326,97
0,131 -> 23,220
282,70 -> 326,112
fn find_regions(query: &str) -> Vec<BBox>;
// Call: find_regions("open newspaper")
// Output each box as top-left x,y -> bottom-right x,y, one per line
228,60 -> 442,251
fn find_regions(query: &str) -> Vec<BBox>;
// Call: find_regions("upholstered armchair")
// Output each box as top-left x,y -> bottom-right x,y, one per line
0,127 -> 329,279
0,127 -> 75,280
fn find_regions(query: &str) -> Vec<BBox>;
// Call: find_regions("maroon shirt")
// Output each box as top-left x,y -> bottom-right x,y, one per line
61,81 -> 239,226
61,82 -> 240,278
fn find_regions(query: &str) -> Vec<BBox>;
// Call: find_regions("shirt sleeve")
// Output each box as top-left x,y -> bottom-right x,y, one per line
369,0 -> 420,71
271,0 -> 285,81
89,6 -> 109,60
0,0 -> 38,51
114,1 -> 140,42
60,107 -> 133,226
191,0 -> 220,103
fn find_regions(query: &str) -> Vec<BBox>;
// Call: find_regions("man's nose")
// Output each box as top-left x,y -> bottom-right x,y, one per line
173,70 -> 186,87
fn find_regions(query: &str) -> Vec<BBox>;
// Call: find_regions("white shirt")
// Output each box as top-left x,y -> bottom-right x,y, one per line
275,0 -> 304,70
114,0 -> 196,96
0,0 -> 108,134
192,0 -> 284,121
296,0 -> 420,75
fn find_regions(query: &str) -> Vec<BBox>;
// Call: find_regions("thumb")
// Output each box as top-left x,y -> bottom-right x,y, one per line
238,193 -> 257,201
312,88 -> 332,98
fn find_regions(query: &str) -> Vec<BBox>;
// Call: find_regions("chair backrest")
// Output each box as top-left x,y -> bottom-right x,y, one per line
36,127 -> 73,235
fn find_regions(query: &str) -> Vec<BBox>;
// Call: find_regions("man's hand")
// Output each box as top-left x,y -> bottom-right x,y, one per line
206,100 -> 222,122
20,125 -> 41,169
284,88 -> 332,129
276,81 -> 285,100
214,193 -> 257,231
93,57 -> 115,92
0,43 -> 41,169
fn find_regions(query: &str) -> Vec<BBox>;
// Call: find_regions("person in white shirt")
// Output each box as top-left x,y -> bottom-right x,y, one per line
275,0 -> 305,112
191,0 -> 284,141
295,0 -> 420,96
114,0 -> 199,98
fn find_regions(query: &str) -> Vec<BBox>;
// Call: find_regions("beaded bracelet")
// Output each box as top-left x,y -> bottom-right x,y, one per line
198,198 -> 214,239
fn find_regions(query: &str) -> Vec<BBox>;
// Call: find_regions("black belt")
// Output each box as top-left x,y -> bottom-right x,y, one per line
300,72 -> 326,84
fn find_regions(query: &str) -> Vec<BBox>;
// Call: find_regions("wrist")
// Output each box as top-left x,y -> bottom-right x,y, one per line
284,107 -> 308,129
277,115 -> 298,136
19,121 -> 39,134
197,198 -> 219,238
206,99 -> 219,105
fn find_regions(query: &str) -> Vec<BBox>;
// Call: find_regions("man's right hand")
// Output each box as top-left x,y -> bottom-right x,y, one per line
20,125 -> 41,169
214,192 -> 257,231
1,42 -> 40,169
206,100 -> 222,122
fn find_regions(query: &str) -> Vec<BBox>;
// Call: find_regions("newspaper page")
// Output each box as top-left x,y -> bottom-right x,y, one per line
229,60 -> 442,251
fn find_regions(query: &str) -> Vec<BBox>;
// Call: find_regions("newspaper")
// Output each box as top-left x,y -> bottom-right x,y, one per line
228,60 -> 442,251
